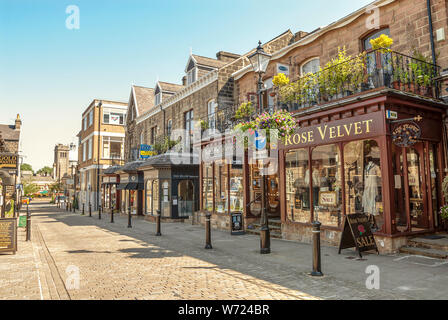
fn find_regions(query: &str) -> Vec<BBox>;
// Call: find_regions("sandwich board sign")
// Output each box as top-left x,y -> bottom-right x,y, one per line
338,213 -> 379,258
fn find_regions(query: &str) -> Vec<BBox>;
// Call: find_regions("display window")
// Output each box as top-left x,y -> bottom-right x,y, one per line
146,180 -> 153,215
312,144 -> 342,227
202,163 -> 213,212
285,149 -> 311,223
215,160 -> 228,213
344,139 -> 383,231
229,164 -> 243,212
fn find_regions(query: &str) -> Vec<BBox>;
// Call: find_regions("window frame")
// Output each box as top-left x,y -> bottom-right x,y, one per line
300,57 -> 320,76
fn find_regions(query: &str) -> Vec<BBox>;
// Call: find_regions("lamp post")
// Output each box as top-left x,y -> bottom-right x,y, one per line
248,41 -> 272,255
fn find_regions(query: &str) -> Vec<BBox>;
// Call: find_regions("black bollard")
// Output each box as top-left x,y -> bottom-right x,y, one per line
82,203 -> 85,215
98,205 -> 102,220
26,203 -> 31,241
110,207 -> 114,223
311,220 -> 323,277
89,203 -> 92,217
156,210 -> 161,236
66,201 -> 69,211
205,213 -> 212,249
127,206 -> 132,228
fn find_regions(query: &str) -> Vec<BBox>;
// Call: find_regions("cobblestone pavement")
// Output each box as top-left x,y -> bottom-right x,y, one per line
2,201 -> 448,300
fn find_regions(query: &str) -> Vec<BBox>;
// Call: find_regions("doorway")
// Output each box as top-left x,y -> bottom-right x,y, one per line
178,180 -> 194,217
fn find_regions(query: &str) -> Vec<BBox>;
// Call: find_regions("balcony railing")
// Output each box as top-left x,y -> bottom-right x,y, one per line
278,49 -> 441,112
204,104 -> 239,133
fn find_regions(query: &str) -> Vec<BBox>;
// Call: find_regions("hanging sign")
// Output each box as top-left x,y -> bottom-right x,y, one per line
0,154 -> 18,170
140,144 -> 156,159
392,121 -> 421,147
0,218 -> 17,254
338,213 -> 379,258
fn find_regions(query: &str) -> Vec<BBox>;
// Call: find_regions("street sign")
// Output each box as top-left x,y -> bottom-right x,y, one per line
338,213 -> 379,258
0,218 -> 17,254
386,110 -> 398,120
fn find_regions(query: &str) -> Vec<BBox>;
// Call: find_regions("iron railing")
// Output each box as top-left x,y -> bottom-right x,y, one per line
278,49 -> 441,112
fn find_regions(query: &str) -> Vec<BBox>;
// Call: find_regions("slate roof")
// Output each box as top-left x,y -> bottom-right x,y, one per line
103,165 -> 123,174
0,124 -> 19,141
132,85 -> 155,116
117,160 -> 146,173
158,81 -> 185,93
192,54 -> 227,69
139,152 -> 199,169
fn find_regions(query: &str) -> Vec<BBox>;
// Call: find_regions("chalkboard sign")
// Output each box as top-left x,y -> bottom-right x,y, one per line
0,218 -> 17,254
230,212 -> 245,236
338,213 -> 379,258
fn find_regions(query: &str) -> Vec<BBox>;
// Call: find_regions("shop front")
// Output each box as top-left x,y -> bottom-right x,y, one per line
116,162 -> 144,216
279,93 -> 446,253
139,153 -> 199,220
101,166 -> 121,212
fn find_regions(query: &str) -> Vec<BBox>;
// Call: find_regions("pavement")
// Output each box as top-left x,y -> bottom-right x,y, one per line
1,200 -> 448,300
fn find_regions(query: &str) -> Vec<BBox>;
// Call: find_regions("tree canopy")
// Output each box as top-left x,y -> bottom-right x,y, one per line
37,166 -> 53,176
21,163 -> 33,173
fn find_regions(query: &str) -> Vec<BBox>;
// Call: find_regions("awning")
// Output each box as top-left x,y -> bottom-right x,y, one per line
117,183 -> 127,190
116,183 -> 144,190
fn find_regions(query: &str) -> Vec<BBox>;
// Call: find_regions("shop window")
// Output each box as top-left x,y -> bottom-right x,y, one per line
146,180 -> 153,215
161,180 -> 170,217
392,144 -> 408,232
215,160 -> 228,214
153,180 -> 159,215
202,163 -> 213,212
229,164 -> 243,212
249,162 -> 262,216
178,180 -> 194,217
312,144 -> 342,227
285,149 -> 311,223
344,140 -> 383,231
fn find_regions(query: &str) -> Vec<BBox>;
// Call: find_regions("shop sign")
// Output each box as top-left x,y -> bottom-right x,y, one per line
276,63 -> 290,76
230,212 -> 244,236
0,218 -> 17,254
0,154 -> 18,170
283,112 -> 383,149
392,121 -> 421,147
109,177 -> 117,183
140,145 -> 156,160
338,213 -> 379,258
386,110 -> 398,120
319,191 -> 337,207
102,176 -> 110,183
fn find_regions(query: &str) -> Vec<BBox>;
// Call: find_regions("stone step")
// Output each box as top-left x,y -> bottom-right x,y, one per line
408,236 -> 448,251
399,246 -> 448,260
250,224 -> 281,232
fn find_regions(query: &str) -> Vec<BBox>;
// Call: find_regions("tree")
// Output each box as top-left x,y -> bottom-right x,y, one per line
37,166 -> 53,176
23,181 -> 40,196
21,163 -> 33,173
49,182 -> 64,194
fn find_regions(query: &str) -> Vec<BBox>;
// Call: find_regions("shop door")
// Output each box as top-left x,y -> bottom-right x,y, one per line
406,143 -> 430,231
178,180 -> 194,217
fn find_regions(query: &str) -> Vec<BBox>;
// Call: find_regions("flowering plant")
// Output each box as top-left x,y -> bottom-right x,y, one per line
370,34 -> 394,53
235,102 -> 255,121
272,73 -> 290,87
195,119 -> 209,130
440,205 -> 448,221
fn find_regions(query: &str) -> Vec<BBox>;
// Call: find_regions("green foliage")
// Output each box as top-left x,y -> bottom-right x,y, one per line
153,136 -> 180,155
234,102 -> 255,121
49,182 -> 64,193
21,163 -> 33,173
23,181 -> 39,196
37,166 -> 53,176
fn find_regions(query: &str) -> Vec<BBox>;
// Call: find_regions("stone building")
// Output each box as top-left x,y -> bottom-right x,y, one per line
53,144 -> 70,182
77,99 -> 127,211
0,114 -> 22,218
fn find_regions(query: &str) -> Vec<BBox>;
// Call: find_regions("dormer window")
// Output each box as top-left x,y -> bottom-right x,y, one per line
187,68 -> 197,85
155,93 -> 162,106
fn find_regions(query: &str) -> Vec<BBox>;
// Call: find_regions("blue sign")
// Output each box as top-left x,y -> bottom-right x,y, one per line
139,144 -> 155,159
254,131 -> 266,151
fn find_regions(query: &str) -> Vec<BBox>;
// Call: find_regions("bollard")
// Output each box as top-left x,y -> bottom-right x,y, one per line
110,208 -> 114,223
66,202 -> 69,211
156,210 -> 161,236
311,220 -> 323,277
205,213 -> 212,249
89,203 -> 92,217
82,203 -> 85,215
127,206 -> 132,228
26,203 -> 31,241
98,206 -> 102,220
73,202 -> 75,213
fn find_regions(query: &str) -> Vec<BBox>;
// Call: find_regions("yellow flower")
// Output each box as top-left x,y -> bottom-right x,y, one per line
370,34 -> 393,52
273,73 -> 290,87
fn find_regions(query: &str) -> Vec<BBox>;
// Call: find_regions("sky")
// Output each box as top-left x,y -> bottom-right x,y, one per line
0,0 -> 373,171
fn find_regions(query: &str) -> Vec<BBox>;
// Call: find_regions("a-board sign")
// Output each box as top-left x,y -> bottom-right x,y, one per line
0,218 -> 17,254
338,213 -> 379,258
18,215 -> 27,228
230,212 -> 245,236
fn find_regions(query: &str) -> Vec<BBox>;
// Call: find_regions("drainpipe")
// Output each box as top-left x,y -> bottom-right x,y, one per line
427,0 -> 437,65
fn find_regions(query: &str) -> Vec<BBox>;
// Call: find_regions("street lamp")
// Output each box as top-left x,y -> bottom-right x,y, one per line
248,41 -> 272,254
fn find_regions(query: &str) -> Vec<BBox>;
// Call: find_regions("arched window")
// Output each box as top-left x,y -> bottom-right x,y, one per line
301,58 -> 320,75
362,28 -> 390,51
207,100 -> 217,130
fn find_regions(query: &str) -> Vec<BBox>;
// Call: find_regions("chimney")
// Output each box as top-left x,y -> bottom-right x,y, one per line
15,114 -> 21,130
293,31 -> 309,42
182,76 -> 187,86
216,51 -> 241,63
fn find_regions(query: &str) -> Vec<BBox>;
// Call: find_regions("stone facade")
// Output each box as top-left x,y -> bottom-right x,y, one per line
53,144 -> 70,181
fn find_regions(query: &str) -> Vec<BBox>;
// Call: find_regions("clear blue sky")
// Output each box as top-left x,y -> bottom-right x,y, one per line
0,0 -> 373,170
